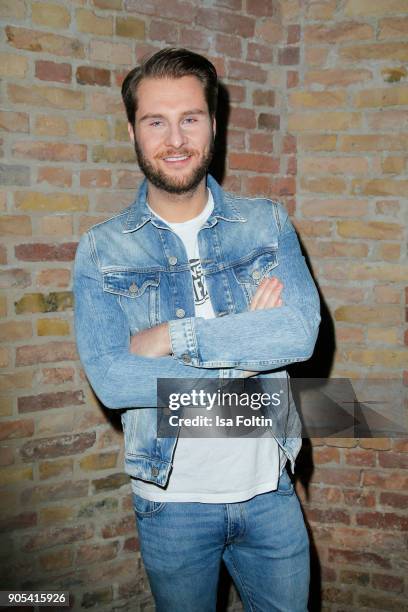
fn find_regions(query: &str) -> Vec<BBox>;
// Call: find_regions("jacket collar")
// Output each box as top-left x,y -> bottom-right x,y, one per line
122,174 -> 246,233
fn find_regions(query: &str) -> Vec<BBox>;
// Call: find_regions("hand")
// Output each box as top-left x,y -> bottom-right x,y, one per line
249,276 -> 283,311
129,322 -> 171,357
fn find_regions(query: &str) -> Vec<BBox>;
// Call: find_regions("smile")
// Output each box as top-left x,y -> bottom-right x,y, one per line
162,155 -> 191,163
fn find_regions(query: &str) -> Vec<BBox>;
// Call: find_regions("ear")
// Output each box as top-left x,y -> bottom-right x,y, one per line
212,115 -> 216,138
127,122 -> 135,143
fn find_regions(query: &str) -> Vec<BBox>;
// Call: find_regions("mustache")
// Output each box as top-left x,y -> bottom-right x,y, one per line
156,149 -> 196,159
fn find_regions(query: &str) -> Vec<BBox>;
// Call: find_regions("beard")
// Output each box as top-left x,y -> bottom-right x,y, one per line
133,133 -> 215,195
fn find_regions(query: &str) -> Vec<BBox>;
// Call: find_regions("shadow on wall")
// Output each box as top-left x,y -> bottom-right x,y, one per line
94,79 -> 335,612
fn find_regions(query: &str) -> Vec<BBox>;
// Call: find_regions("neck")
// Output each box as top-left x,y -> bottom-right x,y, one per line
146,177 -> 208,223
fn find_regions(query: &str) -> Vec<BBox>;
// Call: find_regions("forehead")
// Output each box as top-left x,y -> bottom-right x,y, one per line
135,75 -> 208,116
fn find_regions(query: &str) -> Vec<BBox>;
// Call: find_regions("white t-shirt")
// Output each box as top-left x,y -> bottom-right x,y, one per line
132,189 -> 284,502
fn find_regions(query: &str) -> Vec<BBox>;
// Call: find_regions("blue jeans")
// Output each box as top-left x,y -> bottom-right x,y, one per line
132,469 -> 310,611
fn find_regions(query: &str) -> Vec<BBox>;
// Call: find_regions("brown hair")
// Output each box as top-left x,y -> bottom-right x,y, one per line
121,47 -> 218,126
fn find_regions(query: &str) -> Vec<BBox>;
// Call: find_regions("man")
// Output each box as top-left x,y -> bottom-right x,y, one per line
74,48 -> 320,611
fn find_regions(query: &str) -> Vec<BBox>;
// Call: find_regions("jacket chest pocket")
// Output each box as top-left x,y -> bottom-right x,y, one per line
231,248 -> 278,306
103,270 -> 160,332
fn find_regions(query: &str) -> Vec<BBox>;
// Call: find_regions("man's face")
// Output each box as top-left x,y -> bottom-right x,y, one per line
129,75 -> 216,194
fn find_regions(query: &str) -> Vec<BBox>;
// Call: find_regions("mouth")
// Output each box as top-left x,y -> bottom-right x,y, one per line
160,153 -> 193,166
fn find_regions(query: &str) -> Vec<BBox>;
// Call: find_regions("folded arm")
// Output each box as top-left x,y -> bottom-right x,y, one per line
73,232 -> 252,410
167,210 -> 320,371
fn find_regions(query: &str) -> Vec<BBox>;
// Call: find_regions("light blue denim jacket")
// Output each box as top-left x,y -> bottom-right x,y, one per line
73,174 -> 320,486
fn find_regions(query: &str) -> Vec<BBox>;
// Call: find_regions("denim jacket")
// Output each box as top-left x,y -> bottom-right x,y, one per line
73,174 -> 320,486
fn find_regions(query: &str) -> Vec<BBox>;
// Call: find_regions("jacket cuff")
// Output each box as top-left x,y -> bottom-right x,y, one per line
168,318 -> 199,366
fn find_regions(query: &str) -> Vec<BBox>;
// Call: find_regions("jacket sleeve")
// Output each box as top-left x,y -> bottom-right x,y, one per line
168,204 -> 321,371
73,231 -> 249,410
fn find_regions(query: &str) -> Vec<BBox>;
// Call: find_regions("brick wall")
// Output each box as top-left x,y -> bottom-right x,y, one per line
0,0 -> 407,610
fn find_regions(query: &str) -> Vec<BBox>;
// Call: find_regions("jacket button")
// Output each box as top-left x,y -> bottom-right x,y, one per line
252,270 -> 261,280
129,282 -> 138,293
151,466 -> 159,476
168,256 -> 177,265
182,353 -> 191,364
176,308 -> 185,318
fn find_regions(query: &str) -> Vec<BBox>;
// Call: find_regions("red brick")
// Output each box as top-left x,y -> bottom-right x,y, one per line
21,480 -> 89,505
278,47 -> 300,65
16,341 -> 77,366
228,60 -> 267,83
76,541 -> 119,565
379,491 -> 408,509
76,66 -> 111,87
306,508 -> 350,525
314,446 -> 341,464
214,0 -> 242,9
372,573 -> 404,593
328,547 -> 391,569
252,89 -> 275,106
22,524 -> 94,552
35,60 -> 72,84
229,107 -> 256,129
356,511 -> 408,531
340,568 -> 370,586
286,155 -> 297,174
287,71 -> 299,88
180,28 -> 211,51
37,167 -> 72,188
246,0 -> 274,16
18,390 -> 85,414
40,548 -> 73,571
0,419 -> 34,441
0,512 -> 37,532
258,113 -> 280,131
229,153 -> 279,173
321,586 -> 353,605
226,84 -> 246,103
5,26 -> 85,58
123,536 -> 139,552
0,268 -> 31,289
0,446 -> 14,466
115,170 -> 139,189
80,170 -> 111,188
126,0 -> 196,24
247,42 -> 273,63
37,269 -> 71,287
270,177 -> 296,196
343,489 -> 376,507
244,176 -> 272,197
344,448 -> 376,467
248,133 -> 274,153
101,515 -> 136,538
15,242 -> 78,262
282,134 -> 297,154
215,33 -> 241,57
378,451 -> 408,469
13,141 -> 86,162
196,8 -> 255,36
312,467 -> 361,487
288,24 -> 301,44
149,20 -> 178,43
20,432 -> 96,461
227,129 -> 245,150
363,470 -> 408,490
0,111 -> 29,133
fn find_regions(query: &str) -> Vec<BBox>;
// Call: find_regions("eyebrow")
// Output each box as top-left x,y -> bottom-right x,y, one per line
139,109 -> 207,122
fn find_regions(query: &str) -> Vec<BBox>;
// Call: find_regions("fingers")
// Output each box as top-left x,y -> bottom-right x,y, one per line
250,277 -> 283,311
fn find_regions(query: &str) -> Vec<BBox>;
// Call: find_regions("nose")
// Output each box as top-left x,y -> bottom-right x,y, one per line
165,122 -> 187,149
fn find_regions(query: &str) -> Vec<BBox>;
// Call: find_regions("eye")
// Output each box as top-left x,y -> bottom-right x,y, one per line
149,120 -> 163,127
183,117 -> 197,125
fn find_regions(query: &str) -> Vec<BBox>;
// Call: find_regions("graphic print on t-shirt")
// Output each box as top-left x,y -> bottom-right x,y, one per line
190,258 -> 209,306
